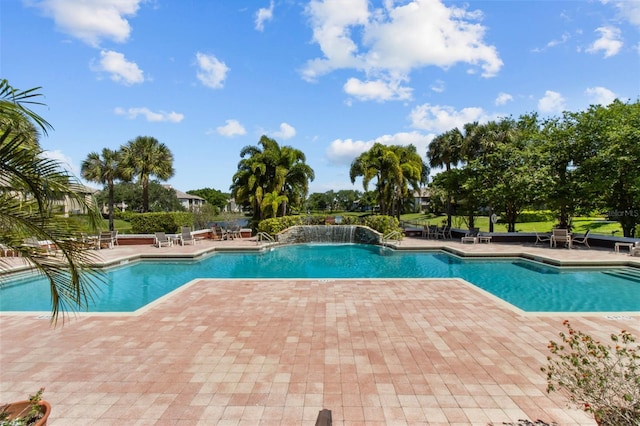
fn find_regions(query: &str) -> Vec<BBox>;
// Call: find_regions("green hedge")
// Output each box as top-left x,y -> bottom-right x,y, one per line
514,210 -> 557,223
130,212 -> 194,233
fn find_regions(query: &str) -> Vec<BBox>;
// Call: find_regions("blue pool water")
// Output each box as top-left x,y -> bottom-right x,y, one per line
1,244 -> 639,312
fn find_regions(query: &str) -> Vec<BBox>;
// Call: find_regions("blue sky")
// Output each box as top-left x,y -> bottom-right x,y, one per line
2,0 -> 639,195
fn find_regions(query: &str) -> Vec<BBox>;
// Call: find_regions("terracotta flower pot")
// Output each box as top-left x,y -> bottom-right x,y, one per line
0,399 -> 51,425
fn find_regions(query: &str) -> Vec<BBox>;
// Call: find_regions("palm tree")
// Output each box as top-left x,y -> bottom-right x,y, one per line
350,143 -> 423,217
231,135 -> 314,224
0,80 -> 103,322
261,190 -> 288,218
81,148 -> 122,231
427,128 -> 462,226
120,136 -> 175,212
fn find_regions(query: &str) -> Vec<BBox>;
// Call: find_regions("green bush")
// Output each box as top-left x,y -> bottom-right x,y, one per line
362,215 -> 403,236
257,215 -> 304,236
130,212 -> 193,233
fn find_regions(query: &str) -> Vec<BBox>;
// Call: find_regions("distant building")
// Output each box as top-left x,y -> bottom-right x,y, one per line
165,185 -> 206,210
413,187 -> 431,212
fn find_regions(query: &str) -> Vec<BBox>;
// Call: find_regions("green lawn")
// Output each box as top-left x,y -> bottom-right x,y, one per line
400,213 -> 623,236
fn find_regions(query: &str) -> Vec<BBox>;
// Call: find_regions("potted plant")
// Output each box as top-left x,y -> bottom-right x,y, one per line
541,320 -> 640,425
0,388 -> 50,426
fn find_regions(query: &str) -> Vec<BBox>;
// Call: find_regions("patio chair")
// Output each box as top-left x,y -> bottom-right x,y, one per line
178,226 -> 196,246
571,230 -> 590,248
631,242 -> 640,257
98,231 -> 116,249
534,229 -> 551,246
551,228 -> 571,248
154,232 -> 173,248
212,225 -> 228,240
437,225 -> 452,240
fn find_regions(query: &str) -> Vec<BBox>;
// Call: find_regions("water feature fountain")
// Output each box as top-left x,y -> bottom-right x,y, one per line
276,225 -> 381,245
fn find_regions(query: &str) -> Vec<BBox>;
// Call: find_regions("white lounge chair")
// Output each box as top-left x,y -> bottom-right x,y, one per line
571,230 -> 590,248
154,232 -> 172,248
178,227 -> 196,245
534,229 -> 551,246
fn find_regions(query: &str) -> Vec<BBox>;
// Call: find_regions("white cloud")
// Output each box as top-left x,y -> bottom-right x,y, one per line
272,122 -> 297,139
587,26 -> 623,58
216,119 -> 246,137
325,131 -> 432,166
30,0 -> 144,47
114,107 -> 184,122
607,1 -> 640,27
93,50 -> 144,85
585,86 -> 617,106
255,1 -> 274,31
302,0 -> 503,97
409,103 -> 492,133
326,138 -> 374,165
196,52 -> 229,89
495,92 -> 513,106
343,77 -> 412,102
430,80 -> 445,93
41,149 -> 80,176
538,90 -> 566,114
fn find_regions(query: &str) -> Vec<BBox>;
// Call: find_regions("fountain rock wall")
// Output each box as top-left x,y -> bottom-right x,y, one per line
276,225 -> 381,245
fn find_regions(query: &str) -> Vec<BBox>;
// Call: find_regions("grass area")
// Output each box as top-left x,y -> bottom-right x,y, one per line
400,213 -> 623,236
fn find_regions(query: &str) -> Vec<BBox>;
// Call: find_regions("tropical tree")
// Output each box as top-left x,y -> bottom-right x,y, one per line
231,135 -> 314,225
81,148 -> 122,231
574,99 -> 640,237
427,128 -> 463,226
537,115 -> 583,229
350,143 -> 423,218
261,190 -> 288,218
0,79 -> 103,322
120,136 -> 175,212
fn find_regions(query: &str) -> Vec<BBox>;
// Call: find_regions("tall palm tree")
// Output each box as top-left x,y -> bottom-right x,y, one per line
427,128 -> 463,226
81,148 -> 122,231
120,136 -> 175,212
231,135 -> 314,224
0,80 -> 103,322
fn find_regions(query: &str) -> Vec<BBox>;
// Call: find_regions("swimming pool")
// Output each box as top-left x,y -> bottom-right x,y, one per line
1,244 -> 639,313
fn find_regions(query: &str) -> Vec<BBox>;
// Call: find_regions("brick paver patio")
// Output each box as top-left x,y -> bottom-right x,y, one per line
1,238 -> 638,425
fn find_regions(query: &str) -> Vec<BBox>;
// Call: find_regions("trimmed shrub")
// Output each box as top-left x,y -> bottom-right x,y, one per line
130,212 -> 193,234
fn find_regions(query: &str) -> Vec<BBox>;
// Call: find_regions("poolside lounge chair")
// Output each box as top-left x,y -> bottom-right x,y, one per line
631,242 -> 640,257
534,229 -> 551,246
22,237 -> 55,254
550,228 -> 571,248
178,226 -> 196,246
154,232 -> 173,248
571,230 -> 590,248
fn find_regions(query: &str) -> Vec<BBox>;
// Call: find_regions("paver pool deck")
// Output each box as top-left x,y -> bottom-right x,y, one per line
1,237 -> 638,425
